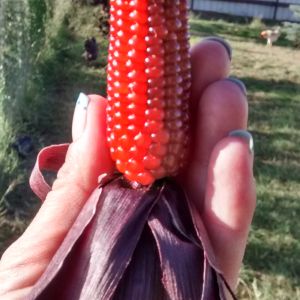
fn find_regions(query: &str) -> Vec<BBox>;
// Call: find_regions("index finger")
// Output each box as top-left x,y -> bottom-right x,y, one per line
190,37 -> 231,111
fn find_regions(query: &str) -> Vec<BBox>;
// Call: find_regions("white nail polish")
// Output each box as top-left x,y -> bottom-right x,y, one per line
76,93 -> 90,110
72,93 -> 90,141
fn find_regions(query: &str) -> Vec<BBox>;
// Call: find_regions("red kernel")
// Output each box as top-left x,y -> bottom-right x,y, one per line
116,159 -> 127,173
127,92 -> 147,104
143,154 -> 161,170
151,130 -> 170,144
149,143 -> 167,157
144,120 -> 163,133
130,23 -> 148,36
145,108 -> 164,121
129,10 -> 148,24
119,135 -> 131,149
137,172 -> 155,185
127,158 -> 143,172
151,167 -> 167,179
134,133 -> 152,148
129,145 -> 147,160
115,146 -> 129,161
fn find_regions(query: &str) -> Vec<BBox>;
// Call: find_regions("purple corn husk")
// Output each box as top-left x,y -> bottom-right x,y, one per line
28,176 -> 236,300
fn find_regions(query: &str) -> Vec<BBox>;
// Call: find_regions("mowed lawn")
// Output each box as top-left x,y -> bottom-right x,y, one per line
190,17 -> 300,299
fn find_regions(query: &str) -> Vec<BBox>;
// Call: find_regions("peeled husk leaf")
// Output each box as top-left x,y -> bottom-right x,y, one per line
28,176 -> 236,300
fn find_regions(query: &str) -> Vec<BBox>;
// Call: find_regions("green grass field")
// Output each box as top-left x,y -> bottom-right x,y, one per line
1,4 -> 299,299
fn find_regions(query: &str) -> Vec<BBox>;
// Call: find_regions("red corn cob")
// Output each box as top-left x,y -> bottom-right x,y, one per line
107,0 -> 191,185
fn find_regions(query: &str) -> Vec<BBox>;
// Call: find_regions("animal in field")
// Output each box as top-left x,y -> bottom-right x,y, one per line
260,27 -> 281,46
83,37 -> 98,61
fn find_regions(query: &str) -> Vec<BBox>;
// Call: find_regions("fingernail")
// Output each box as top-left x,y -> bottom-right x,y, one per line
229,130 -> 254,154
204,36 -> 232,60
226,77 -> 247,96
76,92 -> 90,109
73,93 -> 90,140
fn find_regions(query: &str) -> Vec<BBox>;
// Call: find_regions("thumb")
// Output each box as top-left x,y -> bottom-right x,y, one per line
0,94 -> 114,297
55,93 -> 114,191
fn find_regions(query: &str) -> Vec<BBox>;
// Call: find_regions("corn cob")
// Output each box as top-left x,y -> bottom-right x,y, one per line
107,0 -> 191,185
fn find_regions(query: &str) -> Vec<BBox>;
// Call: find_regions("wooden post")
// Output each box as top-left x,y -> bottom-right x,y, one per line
273,0 -> 280,20
190,0 -> 194,11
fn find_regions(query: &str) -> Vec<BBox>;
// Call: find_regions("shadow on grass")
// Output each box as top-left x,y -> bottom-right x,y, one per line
254,193 -> 300,240
240,157 -> 300,288
236,75 -> 300,287
241,77 -> 300,151
242,77 -> 300,97
244,232 -> 300,286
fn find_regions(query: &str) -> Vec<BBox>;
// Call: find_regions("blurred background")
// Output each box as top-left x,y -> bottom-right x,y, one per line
0,0 -> 299,299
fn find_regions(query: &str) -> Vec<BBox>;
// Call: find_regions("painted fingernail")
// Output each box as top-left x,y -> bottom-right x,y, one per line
229,130 -> 254,154
76,92 -> 90,109
226,77 -> 247,96
204,36 -> 232,60
72,93 -> 90,141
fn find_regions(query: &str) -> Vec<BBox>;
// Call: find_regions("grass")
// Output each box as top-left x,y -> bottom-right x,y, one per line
190,17 -> 300,299
0,2 -> 109,253
1,5 -> 299,299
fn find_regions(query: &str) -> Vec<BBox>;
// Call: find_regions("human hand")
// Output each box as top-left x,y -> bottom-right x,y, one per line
183,37 -> 256,290
0,38 -> 255,299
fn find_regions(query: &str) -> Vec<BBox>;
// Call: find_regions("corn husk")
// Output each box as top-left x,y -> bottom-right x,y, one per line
28,176 -> 235,300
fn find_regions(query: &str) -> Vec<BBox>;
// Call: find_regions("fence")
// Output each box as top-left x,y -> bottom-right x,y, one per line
189,0 -> 300,22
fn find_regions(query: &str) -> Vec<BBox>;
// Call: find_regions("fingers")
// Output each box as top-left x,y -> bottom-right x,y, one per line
186,79 -> 248,212
188,37 -> 232,164
186,38 -> 254,291
203,133 -> 256,289
0,94 -> 113,295
190,38 -> 231,112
